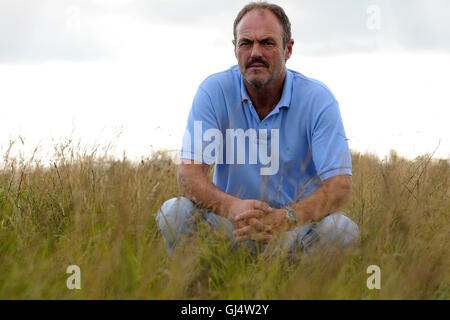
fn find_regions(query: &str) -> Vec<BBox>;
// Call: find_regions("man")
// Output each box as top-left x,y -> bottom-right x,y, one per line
156,2 -> 359,255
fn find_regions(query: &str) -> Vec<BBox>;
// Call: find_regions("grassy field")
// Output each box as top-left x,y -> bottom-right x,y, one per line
0,140 -> 448,299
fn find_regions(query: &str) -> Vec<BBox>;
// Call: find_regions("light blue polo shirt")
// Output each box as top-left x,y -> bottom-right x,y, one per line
180,65 -> 351,208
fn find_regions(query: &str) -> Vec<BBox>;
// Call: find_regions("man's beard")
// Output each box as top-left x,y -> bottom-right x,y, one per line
244,67 -> 282,89
245,75 -> 272,88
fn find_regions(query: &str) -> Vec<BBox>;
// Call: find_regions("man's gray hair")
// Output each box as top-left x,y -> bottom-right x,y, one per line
233,1 -> 292,48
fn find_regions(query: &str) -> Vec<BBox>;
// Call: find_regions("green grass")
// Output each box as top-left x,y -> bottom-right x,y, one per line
0,141 -> 448,299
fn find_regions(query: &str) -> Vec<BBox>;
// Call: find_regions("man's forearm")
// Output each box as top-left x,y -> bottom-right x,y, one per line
177,163 -> 238,218
290,175 -> 352,224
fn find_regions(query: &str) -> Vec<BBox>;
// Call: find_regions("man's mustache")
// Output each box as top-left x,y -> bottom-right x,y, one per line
245,59 -> 269,69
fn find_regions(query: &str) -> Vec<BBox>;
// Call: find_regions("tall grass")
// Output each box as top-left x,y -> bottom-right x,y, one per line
0,140 -> 448,299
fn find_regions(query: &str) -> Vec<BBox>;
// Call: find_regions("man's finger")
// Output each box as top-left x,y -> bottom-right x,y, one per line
235,232 -> 272,242
234,218 -> 262,230
236,220 -> 247,229
264,224 -> 273,233
233,225 -> 252,236
233,220 -> 264,236
252,201 -> 274,213
234,209 -> 263,221
248,217 -> 264,230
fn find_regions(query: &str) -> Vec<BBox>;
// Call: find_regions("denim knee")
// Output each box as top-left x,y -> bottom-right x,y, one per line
316,213 -> 359,249
156,196 -> 197,250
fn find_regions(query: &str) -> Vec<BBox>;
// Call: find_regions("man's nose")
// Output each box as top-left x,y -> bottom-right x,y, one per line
250,43 -> 263,59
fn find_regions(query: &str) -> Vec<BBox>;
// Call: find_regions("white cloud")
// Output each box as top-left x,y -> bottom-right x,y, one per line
291,52 -> 450,159
1,0 -> 450,62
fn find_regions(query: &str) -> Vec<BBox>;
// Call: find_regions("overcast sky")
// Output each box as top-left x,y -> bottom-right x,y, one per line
1,0 -> 449,161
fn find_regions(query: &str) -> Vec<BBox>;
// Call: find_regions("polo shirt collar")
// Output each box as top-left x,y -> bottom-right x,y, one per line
240,67 -> 293,109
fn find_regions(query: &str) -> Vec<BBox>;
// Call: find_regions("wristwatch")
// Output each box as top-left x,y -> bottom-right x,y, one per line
283,206 -> 298,227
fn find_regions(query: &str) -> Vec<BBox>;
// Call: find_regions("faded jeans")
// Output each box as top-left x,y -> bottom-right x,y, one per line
156,196 -> 359,256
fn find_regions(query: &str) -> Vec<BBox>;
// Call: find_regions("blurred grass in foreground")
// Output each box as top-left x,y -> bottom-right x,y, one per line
0,140 -> 448,299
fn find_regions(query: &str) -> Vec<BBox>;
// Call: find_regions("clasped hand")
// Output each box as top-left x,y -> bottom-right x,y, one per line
227,199 -> 287,242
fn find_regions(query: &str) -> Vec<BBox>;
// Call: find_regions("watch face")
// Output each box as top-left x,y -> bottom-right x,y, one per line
286,207 -> 297,224
288,212 -> 295,222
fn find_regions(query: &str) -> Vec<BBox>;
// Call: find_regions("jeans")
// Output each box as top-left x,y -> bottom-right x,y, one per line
156,196 -> 359,256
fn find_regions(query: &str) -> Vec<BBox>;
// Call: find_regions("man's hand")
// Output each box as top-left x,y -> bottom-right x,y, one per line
225,199 -> 276,241
232,207 -> 289,242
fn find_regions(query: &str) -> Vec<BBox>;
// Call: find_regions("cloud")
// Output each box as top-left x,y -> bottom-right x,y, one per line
287,0 -> 450,55
1,0 -> 449,63
121,0 -> 450,55
0,0 -> 126,62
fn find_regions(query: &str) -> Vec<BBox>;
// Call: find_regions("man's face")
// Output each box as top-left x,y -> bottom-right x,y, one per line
233,9 -> 293,88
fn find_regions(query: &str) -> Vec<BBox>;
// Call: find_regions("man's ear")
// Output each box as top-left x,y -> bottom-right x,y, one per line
232,39 -> 237,57
284,39 -> 294,61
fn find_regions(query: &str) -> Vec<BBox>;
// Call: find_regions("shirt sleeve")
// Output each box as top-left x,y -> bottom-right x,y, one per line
180,86 -> 222,165
311,100 -> 352,181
